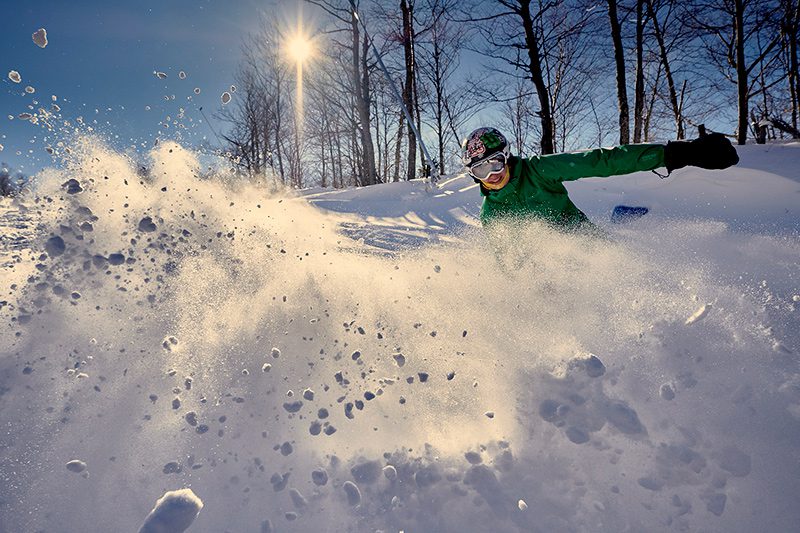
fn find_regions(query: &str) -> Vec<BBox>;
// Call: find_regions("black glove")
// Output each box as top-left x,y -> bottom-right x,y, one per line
664,132 -> 739,173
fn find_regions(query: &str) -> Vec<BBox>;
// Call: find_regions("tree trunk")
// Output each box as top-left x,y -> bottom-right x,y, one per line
633,0 -> 646,143
787,0 -> 800,130
647,0 -> 684,139
432,28 -> 446,175
351,10 -> 377,185
401,0 -> 418,180
393,108 -> 405,182
519,0 -> 554,154
735,0 -> 748,145
607,0 -> 630,145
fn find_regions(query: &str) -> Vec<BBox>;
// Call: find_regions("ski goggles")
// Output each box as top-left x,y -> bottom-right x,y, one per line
468,152 -> 507,181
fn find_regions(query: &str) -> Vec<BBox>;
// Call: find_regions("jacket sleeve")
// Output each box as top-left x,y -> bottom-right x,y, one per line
523,144 -> 665,183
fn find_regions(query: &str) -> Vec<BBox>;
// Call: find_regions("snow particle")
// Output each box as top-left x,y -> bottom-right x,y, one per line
138,216 -> 157,232
518,499 -> 528,511
289,488 -> 307,509
392,353 -> 406,367
66,459 -> 87,473
312,468 -> 328,486
604,401 -> 645,435
8,71 -> 21,83
45,235 -> 66,257
343,481 -> 361,506
162,336 -> 179,351
262,363 -> 272,372
659,383 -> 675,401
484,411 -> 495,419
382,465 -> 397,480
464,451 -> 482,465
194,88 -> 201,95
637,477 -> 664,491
25,86 -> 35,94
162,461 -> 182,474
585,354 -> 605,377
221,92 -> 232,105
63,179 -> 82,193
565,426 -> 590,444
179,70 -> 187,80
302,388 -> 315,401
138,488 -> 203,533
280,441 -> 293,456
271,347 -> 281,358
283,400 -> 303,413
703,493 -> 727,516
155,71 -> 168,80
32,28 -> 48,48
685,303 -> 712,325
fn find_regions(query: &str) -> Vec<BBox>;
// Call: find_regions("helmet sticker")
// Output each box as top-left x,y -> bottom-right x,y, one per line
466,136 -> 486,159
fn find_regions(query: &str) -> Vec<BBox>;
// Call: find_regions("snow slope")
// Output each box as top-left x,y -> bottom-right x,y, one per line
0,140 -> 798,533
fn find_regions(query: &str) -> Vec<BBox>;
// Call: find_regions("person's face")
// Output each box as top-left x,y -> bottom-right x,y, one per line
479,165 -> 510,190
469,153 -> 509,190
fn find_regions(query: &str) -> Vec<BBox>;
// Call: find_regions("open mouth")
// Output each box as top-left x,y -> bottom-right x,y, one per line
482,169 -> 506,184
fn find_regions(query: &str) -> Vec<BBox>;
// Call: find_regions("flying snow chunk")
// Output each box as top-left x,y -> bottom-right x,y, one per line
32,28 -> 48,48
8,71 -> 22,83
0,144 -> 3,152
685,303 -> 712,325
230,85 -> 236,93
518,499 -> 528,511
138,488 -> 203,533
193,88 -> 201,95
66,459 -> 87,473
138,216 -> 157,232
179,70 -> 187,80
45,235 -> 66,256
154,71 -> 167,80
343,481 -> 361,506
221,91 -> 232,105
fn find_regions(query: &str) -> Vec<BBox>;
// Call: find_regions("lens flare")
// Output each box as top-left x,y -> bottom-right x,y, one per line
287,34 -> 313,64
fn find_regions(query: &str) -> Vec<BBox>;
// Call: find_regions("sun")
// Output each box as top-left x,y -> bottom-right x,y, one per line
286,33 -> 313,64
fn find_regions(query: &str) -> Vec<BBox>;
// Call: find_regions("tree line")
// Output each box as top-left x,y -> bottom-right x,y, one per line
219,0 -> 800,188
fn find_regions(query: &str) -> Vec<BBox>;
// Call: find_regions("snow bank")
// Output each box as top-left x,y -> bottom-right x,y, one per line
0,139 -> 798,532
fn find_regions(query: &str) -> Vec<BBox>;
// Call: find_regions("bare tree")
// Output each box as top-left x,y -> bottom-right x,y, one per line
465,0 -> 599,154
607,0 -> 631,144
633,0 -> 647,142
692,0 -> 784,144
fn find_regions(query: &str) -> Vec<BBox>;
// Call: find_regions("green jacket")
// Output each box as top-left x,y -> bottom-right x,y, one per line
480,144 -> 665,227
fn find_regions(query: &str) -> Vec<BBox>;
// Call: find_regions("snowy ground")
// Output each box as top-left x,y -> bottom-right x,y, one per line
0,140 -> 799,533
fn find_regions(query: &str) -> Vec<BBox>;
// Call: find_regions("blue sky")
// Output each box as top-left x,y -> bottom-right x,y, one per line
0,0 -> 277,173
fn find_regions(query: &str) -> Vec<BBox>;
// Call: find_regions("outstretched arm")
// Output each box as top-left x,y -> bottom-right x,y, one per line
522,144 -> 665,183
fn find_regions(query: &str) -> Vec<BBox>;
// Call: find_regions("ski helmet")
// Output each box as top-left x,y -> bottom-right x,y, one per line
462,127 -> 509,167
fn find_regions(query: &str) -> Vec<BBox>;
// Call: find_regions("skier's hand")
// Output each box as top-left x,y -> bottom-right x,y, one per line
664,132 -> 739,172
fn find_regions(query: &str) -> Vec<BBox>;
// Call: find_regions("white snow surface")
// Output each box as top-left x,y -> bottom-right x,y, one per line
0,140 -> 799,533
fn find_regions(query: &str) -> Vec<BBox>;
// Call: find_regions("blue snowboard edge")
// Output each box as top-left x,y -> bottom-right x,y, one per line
611,205 -> 649,224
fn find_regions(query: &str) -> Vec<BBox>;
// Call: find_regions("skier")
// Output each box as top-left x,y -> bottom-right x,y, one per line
462,127 -> 739,229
